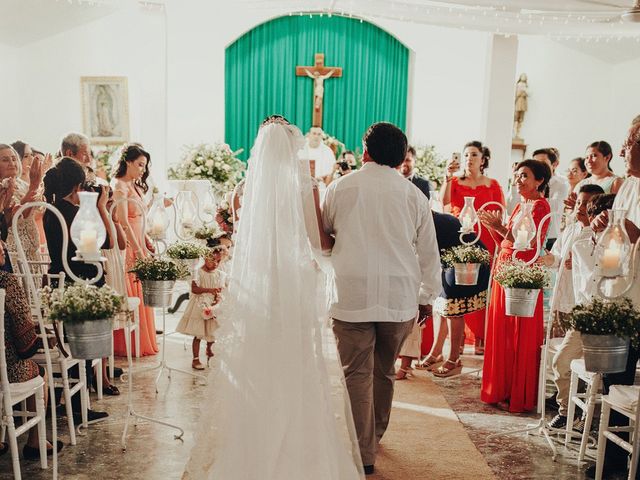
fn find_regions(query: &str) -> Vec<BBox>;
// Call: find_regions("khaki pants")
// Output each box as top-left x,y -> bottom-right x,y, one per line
552,329 -> 583,416
332,318 -> 414,466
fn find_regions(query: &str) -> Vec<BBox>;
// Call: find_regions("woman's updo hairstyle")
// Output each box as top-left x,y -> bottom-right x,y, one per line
588,140 -> 614,172
113,144 -> 151,193
463,140 -> 491,173
43,157 -> 86,204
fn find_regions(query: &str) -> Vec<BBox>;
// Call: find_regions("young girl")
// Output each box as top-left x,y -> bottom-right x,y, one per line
176,247 -> 226,370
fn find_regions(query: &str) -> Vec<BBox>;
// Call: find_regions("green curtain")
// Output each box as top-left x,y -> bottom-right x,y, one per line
225,14 -> 409,160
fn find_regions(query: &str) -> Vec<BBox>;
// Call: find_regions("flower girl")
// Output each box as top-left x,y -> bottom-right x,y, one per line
176,246 -> 226,370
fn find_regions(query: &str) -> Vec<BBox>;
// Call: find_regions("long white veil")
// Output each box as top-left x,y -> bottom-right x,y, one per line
183,121 -> 363,480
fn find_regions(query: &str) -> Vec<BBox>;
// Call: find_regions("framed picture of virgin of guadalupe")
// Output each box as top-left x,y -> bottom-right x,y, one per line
81,76 -> 130,144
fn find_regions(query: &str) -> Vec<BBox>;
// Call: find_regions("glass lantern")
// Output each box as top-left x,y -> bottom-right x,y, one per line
147,193 -> 169,241
201,188 -> 218,222
70,191 -> 106,261
511,202 -> 536,250
458,196 -> 478,233
597,209 -> 631,278
176,190 -> 197,234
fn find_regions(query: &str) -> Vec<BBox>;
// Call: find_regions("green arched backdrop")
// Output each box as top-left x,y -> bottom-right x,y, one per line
225,14 -> 409,159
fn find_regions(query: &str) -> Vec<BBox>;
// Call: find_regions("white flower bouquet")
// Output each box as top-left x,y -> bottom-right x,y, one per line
567,298 -> 640,348
493,261 -> 550,289
440,245 -> 491,268
166,241 -> 207,260
129,257 -> 190,281
168,143 -> 245,193
322,132 -> 344,158
413,145 -> 447,189
42,284 -> 123,324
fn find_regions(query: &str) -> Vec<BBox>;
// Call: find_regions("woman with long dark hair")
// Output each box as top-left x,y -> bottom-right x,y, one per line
111,144 -> 158,357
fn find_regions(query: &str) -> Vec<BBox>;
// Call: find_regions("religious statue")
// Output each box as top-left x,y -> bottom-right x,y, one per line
304,68 -> 336,112
95,84 -> 116,137
513,73 -> 528,142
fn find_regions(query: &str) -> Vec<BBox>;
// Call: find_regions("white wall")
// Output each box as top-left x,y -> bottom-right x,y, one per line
611,56 -> 640,154
0,44 -> 21,143
515,36 -> 617,175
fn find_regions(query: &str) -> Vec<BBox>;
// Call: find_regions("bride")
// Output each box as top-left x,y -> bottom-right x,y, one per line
183,116 -> 364,479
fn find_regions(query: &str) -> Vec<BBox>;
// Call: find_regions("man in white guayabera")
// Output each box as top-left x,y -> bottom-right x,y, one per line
322,122 -> 442,475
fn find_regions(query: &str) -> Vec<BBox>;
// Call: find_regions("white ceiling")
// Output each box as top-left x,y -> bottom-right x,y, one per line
1,0 -> 638,63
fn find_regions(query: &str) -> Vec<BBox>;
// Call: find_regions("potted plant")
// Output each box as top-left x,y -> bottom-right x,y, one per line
493,261 -> 550,317
566,297 -> 640,373
166,241 -> 207,273
441,245 -> 491,286
42,284 -> 123,360
129,257 -> 190,308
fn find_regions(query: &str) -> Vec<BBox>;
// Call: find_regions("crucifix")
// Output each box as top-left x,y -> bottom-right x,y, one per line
296,53 -> 343,128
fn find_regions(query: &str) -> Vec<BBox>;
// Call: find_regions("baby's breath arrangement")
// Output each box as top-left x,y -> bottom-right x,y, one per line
567,298 -> 640,348
494,261 -> 550,289
413,144 -> 447,189
168,143 -> 245,193
129,257 -> 190,281
42,284 -> 123,324
195,224 -> 224,243
166,241 -> 207,260
441,245 -> 491,268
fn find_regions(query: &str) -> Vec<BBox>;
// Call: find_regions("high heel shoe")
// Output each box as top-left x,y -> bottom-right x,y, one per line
416,354 -> 443,371
432,359 -> 463,378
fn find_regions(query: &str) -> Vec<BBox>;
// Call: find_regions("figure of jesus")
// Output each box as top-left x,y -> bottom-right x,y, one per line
304,68 -> 335,111
513,73 -> 528,141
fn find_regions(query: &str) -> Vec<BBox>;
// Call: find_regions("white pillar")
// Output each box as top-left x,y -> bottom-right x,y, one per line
481,34 -> 518,189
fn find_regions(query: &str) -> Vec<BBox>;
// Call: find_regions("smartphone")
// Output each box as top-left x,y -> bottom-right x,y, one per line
451,152 -> 461,171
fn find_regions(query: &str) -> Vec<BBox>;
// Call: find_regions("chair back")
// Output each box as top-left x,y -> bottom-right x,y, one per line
0,289 -> 11,399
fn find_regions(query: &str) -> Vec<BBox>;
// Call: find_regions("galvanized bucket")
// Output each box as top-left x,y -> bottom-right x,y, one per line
504,288 -> 540,317
582,334 -> 630,374
142,280 -> 175,308
453,263 -> 481,286
65,318 -> 112,360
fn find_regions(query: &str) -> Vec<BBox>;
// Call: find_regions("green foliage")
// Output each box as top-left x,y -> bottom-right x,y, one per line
494,261 -> 550,289
166,242 -> 207,260
42,284 -> 123,324
440,245 -> 491,268
129,257 -> 190,281
567,297 -> 640,347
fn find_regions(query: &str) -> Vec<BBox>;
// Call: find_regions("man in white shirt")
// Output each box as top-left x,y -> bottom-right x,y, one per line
322,122 -> 441,475
533,148 -> 570,249
298,126 -> 336,185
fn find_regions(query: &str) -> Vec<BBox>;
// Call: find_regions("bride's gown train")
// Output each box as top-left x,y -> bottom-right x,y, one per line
183,121 -> 363,479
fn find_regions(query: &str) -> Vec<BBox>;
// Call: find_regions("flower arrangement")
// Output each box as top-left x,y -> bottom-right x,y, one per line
129,257 -> 190,281
168,143 -> 245,193
215,198 -> 234,233
42,284 -> 123,324
441,245 -> 491,268
195,224 -> 224,243
93,145 -> 119,182
413,145 -> 447,189
322,132 -> 344,159
493,261 -> 550,289
166,241 -> 207,260
202,304 -> 215,320
565,298 -> 640,347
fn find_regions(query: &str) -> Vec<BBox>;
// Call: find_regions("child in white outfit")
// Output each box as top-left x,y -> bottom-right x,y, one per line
176,247 -> 226,370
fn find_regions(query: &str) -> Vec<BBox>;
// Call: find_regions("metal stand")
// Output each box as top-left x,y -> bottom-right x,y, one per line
168,292 -> 189,314
121,314 -> 184,451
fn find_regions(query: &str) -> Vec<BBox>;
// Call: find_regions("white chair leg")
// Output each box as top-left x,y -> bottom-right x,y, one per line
135,312 -> 141,359
61,369 -> 77,445
565,369 -> 579,446
96,359 -> 103,401
79,364 -> 89,428
6,414 -> 21,480
1,423 -> 6,442
35,389 -> 47,469
109,334 -> 115,379
579,375 -> 601,462
596,401 -> 611,480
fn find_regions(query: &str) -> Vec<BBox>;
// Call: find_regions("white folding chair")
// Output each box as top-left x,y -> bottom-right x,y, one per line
565,358 -> 602,461
0,289 -> 48,479
595,385 -> 640,480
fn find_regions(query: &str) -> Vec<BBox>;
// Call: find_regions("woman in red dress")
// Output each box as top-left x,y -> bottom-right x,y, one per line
440,141 -> 505,353
478,159 -> 551,413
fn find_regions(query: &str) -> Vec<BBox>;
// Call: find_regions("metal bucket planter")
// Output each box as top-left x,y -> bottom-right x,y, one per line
582,334 -> 630,374
65,318 -> 112,360
504,288 -> 540,317
142,280 -> 176,308
453,263 -> 481,286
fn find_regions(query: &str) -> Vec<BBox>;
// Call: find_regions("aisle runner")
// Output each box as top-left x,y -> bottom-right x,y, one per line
371,373 -> 495,480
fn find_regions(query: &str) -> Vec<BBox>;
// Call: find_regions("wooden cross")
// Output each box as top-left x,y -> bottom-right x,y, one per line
296,53 -> 343,128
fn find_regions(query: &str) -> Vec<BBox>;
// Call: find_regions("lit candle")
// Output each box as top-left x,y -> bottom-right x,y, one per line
79,229 -> 98,253
515,227 -> 529,248
150,213 -> 165,237
461,214 -> 473,231
601,242 -> 621,271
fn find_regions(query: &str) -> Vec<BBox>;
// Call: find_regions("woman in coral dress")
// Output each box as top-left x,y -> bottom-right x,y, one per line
440,141 -> 505,353
112,145 -> 158,357
478,159 -> 551,413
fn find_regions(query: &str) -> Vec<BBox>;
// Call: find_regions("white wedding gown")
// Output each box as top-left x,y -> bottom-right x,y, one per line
183,121 -> 363,480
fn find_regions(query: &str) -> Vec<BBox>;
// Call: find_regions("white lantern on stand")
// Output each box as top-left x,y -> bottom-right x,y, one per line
70,191 -> 106,261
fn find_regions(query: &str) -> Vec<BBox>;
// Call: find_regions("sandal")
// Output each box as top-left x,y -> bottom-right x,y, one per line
395,367 -> 413,380
192,359 -> 205,371
102,384 -> 120,396
474,339 -> 485,356
416,354 -> 443,371
432,359 -> 463,378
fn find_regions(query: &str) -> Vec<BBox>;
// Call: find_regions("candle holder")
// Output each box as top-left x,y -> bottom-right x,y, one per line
70,191 -> 107,262
511,201 -> 536,251
175,190 -> 197,238
596,209 -> 631,279
200,187 -> 219,224
147,193 -> 170,242
458,196 -> 478,234
459,201 -> 505,247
